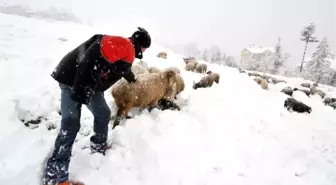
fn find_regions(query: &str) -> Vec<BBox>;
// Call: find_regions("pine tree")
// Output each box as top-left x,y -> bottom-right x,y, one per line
305,37 -> 332,83
210,46 -> 221,64
225,56 -> 238,68
271,37 -> 285,74
202,49 -> 209,62
299,22 -> 318,72
184,42 -> 201,58
221,53 -> 227,63
330,71 -> 336,87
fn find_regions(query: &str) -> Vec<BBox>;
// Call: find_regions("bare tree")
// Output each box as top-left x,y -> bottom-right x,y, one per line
299,22 -> 318,72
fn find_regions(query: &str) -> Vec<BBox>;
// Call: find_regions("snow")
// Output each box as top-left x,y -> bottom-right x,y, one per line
328,58 -> 336,70
244,44 -> 275,54
0,10 -> 336,185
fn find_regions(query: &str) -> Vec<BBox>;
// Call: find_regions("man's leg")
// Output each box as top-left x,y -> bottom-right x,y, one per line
44,83 -> 82,184
86,91 -> 111,154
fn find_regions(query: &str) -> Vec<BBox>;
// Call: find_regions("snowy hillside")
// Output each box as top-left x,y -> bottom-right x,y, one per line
0,12 -> 336,185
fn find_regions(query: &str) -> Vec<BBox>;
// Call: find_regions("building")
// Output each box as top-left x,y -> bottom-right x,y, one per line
240,44 -> 275,70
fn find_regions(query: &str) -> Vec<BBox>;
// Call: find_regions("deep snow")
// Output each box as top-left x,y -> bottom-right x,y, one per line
0,11 -> 336,185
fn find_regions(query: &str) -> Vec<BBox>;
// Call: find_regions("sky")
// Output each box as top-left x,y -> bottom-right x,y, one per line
1,0 -> 336,68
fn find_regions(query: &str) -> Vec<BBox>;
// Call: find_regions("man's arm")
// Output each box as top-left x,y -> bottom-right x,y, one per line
110,60 -> 136,83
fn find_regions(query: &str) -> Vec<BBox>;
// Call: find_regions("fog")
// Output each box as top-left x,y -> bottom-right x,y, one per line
1,0 -> 335,68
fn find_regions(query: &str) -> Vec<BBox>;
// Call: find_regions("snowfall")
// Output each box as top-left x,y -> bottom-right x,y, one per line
0,3 -> 336,185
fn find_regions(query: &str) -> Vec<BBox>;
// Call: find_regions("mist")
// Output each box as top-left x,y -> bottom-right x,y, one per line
1,0 -> 335,68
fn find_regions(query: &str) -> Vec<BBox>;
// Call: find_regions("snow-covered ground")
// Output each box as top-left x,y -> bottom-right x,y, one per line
0,10 -> 336,185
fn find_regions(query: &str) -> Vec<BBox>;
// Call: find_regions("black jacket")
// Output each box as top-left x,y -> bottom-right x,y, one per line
51,34 -> 139,99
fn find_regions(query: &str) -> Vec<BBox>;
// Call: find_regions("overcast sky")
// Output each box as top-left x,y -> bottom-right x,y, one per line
3,0 -> 336,67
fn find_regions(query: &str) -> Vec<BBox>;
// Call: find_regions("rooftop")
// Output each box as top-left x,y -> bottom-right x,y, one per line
243,44 -> 275,54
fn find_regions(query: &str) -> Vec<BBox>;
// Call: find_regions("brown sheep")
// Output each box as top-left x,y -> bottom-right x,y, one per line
193,71 -> 220,89
157,52 -> 168,59
254,77 -> 268,90
195,63 -> 208,73
131,64 -> 149,74
165,66 -> 181,74
148,66 -> 162,73
111,70 -> 177,128
163,72 -> 185,100
158,73 -> 185,111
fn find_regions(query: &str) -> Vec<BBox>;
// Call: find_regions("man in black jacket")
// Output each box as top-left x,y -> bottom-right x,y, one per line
43,27 -> 151,185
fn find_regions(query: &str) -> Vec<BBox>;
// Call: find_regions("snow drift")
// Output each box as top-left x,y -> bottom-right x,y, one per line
0,8 -> 336,185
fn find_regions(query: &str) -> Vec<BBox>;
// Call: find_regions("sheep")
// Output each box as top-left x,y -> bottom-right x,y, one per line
293,88 -> 310,96
253,77 -> 268,90
183,57 -> 198,65
148,66 -> 162,73
165,66 -> 181,74
183,57 -> 198,72
185,63 -> 196,71
195,63 -> 208,73
248,72 -> 262,78
281,86 -> 294,96
238,68 -> 246,73
301,82 -> 311,88
310,86 -> 326,98
157,52 -> 168,59
273,79 -> 287,84
323,97 -> 336,104
193,71 -> 220,89
135,60 -> 149,70
163,72 -> 185,99
111,70 -> 178,128
131,64 -> 149,74
284,97 -> 312,113
157,72 -> 185,111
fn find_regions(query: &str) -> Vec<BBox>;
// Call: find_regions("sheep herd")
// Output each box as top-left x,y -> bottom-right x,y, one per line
240,69 -> 336,114
109,53 -> 221,128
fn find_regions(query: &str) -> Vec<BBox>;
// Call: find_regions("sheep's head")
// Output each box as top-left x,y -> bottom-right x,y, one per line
214,75 -> 220,84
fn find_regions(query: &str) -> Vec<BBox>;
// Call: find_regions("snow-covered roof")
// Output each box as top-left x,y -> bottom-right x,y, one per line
243,44 -> 275,54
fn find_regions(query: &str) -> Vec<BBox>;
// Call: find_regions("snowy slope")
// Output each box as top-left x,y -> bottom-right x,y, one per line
0,12 -> 336,185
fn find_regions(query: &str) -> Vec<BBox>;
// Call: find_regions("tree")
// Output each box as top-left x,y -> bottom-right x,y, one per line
271,37 -> 285,74
330,71 -> 336,87
209,45 -> 221,64
221,53 -> 228,62
184,42 -> 201,58
299,22 -> 319,72
304,37 -> 333,83
202,48 -> 209,62
225,56 -> 238,68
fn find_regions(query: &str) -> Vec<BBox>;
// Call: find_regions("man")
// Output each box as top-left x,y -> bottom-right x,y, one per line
43,27 -> 151,185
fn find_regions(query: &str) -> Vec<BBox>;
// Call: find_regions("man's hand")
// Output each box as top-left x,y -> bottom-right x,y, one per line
127,76 -> 137,84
